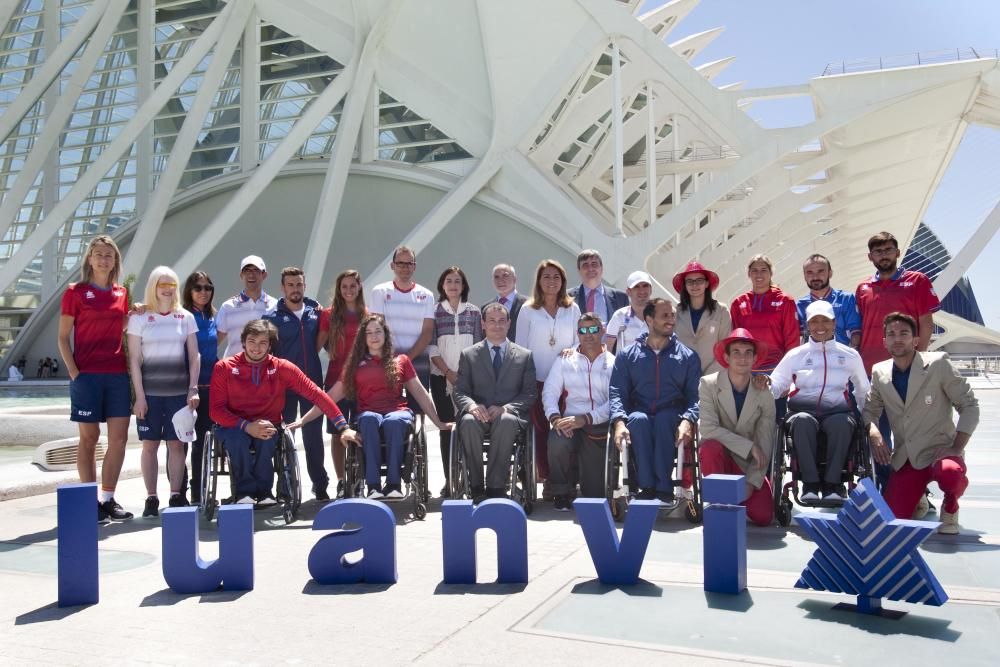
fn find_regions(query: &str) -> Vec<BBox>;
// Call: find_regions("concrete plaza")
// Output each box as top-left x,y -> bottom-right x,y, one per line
1,391 -> 999,665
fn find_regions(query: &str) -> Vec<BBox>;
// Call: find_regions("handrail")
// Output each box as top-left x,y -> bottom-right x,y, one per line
632,144 -> 739,166
821,47 -> 998,76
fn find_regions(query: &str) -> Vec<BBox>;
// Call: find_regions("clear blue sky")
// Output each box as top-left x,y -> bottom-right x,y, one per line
642,0 -> 1000,329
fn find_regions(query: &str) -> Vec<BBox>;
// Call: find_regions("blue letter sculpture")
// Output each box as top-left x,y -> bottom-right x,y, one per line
162,505 -> 254,594
58,482 -> 99,607
702,474 -> 747,594
574,498 -> 659,585
309,499 -> 397,585
441,499 -> 527,584
795,478 -> 947,616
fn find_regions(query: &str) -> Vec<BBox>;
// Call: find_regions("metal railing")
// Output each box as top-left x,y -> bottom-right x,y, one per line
632,144 -> 739,166
948,354 -> 1000,377
821,47 -> 999,76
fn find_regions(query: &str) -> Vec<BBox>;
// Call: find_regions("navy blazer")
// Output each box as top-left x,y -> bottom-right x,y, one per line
568,284 -> 629,322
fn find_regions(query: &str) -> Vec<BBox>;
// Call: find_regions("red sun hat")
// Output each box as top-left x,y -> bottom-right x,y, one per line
713,328 -> 768,369
672,260 -> 720,294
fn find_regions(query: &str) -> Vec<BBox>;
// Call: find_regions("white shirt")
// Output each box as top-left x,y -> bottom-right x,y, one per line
606,305 -> 647,352
770,338 -> 870,413
127,309 -> 198,396
514,302 -> 581,381
542,347 -> 615,424
369,281 -> 435,353
216,291 -> 277,357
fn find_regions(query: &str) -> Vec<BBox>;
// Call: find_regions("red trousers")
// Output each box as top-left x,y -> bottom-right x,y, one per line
883,456 -> 967,518
699,439 -> 774,526
531,381 -> 550,480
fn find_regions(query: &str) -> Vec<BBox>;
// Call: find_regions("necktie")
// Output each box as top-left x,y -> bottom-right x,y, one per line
492,345 -> 502,379
586,288 -> 597,313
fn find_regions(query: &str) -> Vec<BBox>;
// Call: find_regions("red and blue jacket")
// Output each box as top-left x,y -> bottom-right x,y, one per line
609,333 -> 700,425
263,297 -> 324,385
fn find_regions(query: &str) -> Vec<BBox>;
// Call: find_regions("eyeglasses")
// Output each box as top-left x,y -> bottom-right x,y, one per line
578,325 -> 601,335
870,247 -> 897,256
157,282 -> 178,288
192,284 -> 214,292
365,329 -> 385,337
393,261 -> 416,268
684,278 -> 708,286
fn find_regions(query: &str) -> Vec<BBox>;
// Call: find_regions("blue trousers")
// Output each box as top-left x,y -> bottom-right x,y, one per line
357,410 -> 412,489
283,391 -> 328,494
217,427 -> 278,498
626,410 -> 680,493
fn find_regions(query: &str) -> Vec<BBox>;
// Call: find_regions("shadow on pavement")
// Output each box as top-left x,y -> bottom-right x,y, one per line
15,601 -> 90,625
434,581 -> 529,595
704,589 -> 754,611
140,586 -> 251,606
569,578 -> 663,597
301,580 -> 393,595
796,598 -> 962,641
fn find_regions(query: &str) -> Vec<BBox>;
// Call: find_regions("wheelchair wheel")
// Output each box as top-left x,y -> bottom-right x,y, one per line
201,430 -> 218,522
776,501 -> 792,527
610,496 -> 627,522
276,431 -> 301,525
684,437 -> 703,524
448,430 -> 467,500
770,423 -> 787,525
411,420 -> 429,519
416,423 -> 430,504
344,442 -> 362,498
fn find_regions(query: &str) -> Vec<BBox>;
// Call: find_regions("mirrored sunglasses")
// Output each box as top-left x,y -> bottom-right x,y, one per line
578,325 -> 601,335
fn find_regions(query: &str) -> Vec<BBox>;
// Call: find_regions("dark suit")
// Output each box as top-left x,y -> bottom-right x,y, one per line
481,292 -> 527,341
568,284 -> 628,324
453,340 -> 536,492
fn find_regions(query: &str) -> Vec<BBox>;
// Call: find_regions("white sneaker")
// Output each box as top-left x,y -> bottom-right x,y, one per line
256,495 -> 277,507
385,487 -> 404,499
366,487 -> 384,500
938,510 -> 960,535
912,494 -> 930,520
236,496 -> 255,505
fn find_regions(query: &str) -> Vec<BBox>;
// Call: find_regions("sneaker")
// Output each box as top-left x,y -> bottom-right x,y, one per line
439,484 -> 450,499
315,488 -> 330,502
938,509 -> 960,535
256,494 -> 278,507
384,485 -> 404,499
97,501 -> 109,522
912,493 -> 930,520
656,490 -> 674,504
190,491 -> 201,505
101,498 -> 133,521
335,480 -> 345,499
142,496 -> 159,518
236,495 -> 255,505
366,487 -> 384,500
800,483 -> 821,502
553,495 -> 571,512
168,493 -> 188,508
822,484 -> 847,501
636,488 -> 656,501
471,486 -> 486,505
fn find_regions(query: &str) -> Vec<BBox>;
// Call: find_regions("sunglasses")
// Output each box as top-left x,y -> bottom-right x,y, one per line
191,284 -> 214,292
578,325 -> 601,335
157,282 -> 178,288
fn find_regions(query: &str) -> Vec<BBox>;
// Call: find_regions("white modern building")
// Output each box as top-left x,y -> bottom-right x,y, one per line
2,0 -> 1000,368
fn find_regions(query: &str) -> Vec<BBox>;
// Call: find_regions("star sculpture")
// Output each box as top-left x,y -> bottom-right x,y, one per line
794,478 -> 948,615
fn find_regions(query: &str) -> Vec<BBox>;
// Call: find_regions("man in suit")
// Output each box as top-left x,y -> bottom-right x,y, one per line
698,328 -> 776,526
567,250 -> 628,326
453,302 -> 537,502
481,263 -> 527,342
864,312 -> 978,534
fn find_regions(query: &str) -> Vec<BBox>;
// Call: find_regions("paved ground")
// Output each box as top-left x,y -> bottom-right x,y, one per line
1,391 -> 999,665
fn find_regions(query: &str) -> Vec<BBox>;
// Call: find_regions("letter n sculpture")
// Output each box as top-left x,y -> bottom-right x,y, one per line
794,478 -> 947,618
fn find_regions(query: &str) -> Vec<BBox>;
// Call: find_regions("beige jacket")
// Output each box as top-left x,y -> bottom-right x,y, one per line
698,371 -> 775,488
862,351 -> 979,471
676,303 -> 732,375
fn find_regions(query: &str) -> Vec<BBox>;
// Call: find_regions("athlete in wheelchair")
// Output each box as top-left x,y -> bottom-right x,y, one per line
207,319 -> 358,521
450,302 -> 537,508
768,301 -> 871,520
290,314 -> 451,512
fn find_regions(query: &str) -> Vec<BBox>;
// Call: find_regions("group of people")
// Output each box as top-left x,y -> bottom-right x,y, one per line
58,231 -> 978,536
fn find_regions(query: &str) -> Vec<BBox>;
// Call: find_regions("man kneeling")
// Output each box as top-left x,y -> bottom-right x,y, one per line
698,329 -> 775,526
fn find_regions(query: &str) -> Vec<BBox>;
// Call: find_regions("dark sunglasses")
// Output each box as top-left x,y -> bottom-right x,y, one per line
192,284 -> 214,292
578,324 -> 601,335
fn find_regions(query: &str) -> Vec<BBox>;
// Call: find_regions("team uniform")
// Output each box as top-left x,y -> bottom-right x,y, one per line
318,307 -> 362,433
215,290 -> 278,357
730,287 -> 800,373
209,353 -> 347,501
61,282 -> 131,422
606,306 -> 647,352
795,289 -> 861,347
855,268 -> 940,374
264,297 -> 329,497
127,309 -> 198,440
369,281 -> 435,384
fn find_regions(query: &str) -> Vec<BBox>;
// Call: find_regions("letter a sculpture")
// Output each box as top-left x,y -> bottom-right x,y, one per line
794,478 -> 947,617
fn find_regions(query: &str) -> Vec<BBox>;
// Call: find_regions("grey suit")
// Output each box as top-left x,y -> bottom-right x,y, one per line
453,340 -> 536,492
481,292 -> 527,342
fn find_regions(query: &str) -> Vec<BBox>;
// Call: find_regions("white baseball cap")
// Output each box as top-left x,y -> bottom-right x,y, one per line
240,255 -> 266,272
805,300 -> 835,321
626,271 -> 652,289
171,406 -> 197,443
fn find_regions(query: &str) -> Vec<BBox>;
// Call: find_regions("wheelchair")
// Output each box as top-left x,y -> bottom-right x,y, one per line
770,410 -> 874,526
447,415 -> 536,515
343,412 -> 430,520
604,427 -> 703,524
199,425 -> 301,525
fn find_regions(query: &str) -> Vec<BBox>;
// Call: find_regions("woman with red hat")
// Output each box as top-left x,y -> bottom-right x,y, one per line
673,261 -> 731,375
698,328 -> 776,526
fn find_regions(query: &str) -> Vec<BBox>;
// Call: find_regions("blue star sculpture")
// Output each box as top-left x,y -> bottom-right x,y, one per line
794,478 -> 947,616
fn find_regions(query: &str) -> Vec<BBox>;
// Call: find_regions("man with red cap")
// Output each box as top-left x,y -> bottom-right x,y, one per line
698,328 -> 775,525
673,261 -> 732,375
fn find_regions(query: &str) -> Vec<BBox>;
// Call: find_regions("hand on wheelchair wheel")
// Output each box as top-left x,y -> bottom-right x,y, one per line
340,427 -> 361,446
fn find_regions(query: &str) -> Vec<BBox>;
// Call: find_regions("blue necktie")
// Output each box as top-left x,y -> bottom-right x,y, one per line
492,345 -> 502,379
